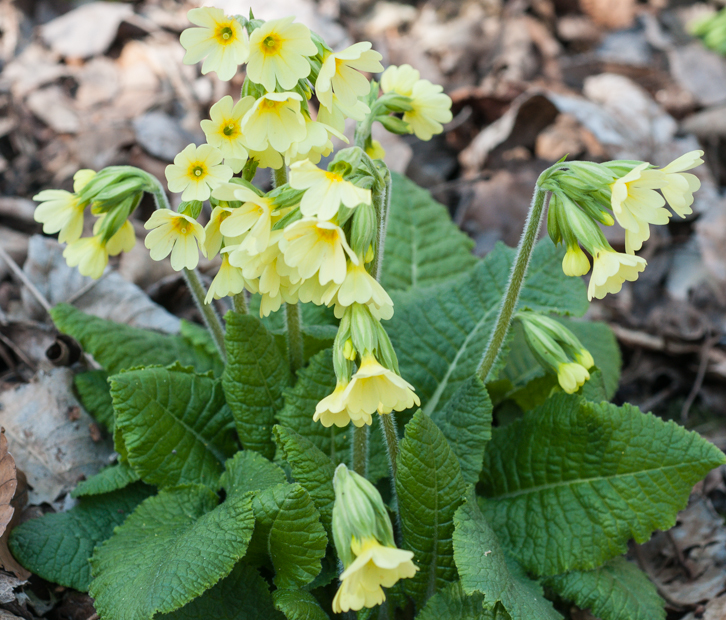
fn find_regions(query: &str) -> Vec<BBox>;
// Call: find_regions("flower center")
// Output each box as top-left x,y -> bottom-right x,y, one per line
262,34 -> 281,54
318,228 -> 338,242
189,164 -> 206,179
223,122 -> 238,137
215,24 -> 235,45
324,171 -> 342,183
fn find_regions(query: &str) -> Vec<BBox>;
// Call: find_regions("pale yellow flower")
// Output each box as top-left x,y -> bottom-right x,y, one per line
296,276 -> 339,306
281,218 -> 358,285
365,140 -> 386,160
316,43 -> 383,111
246,16 -> 317,91
314,382 -> 371,428
246,145 -> 284,170
403,79 -> 452,141
289,159 -> 371,220
343,354 -> 420,416
201,96 -> 253,168
610,163 -> 670,254
380,64 -> 420,97
316,94 -> 369,134
203,205 -> 235,258
165,144 -> 232,202
286,117 -> 347,165
333,261 -> 394,321
180,7 -> 249,81
562,245 -> 590,277
659,150 -> 703,218
144,209 -> 205,271
33,169 -> 96,244
332,536 -> 417,613
214,185 -> 273,255
93,215 -> 136,256
587,248 -> 646,301
204,255 -> 248,304
557,362 -> 590,394
240,92 -> 307,153
63,237 -> 108,279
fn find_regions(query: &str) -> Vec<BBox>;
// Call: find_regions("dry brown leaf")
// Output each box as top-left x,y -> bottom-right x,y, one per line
579,0 -> 635,30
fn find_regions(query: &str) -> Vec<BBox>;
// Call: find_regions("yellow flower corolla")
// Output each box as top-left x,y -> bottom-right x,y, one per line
557,362 -> 591,394
33,169 -> 96,244
562,245 -> 590,277
204,255 -> 247,304
214,185 -> 273,256
289,160 -> 371,220
317,94 -> 369,134
316,42 -> 384,111
93,215 -> 136,256
165,144 -> 232,202
365,140 -> 386,160
63,237 -> 108,279
201,96 -> 253,170
342,354 -> 420,416
281,218 -> 358,285
240,92 -> 307,153
610,163 -> 670,254
296,275 -> 339,306
658,150 -> 703,218
587,248 -> 646,301
404,79 -> 453,141
286,117 -> 347,165
180,8 -> 249,81
314,382 -> 371,428
380,64 -> 420,97
203,205 -> 235,258
332,536 -> 417,613
333,261 -> 394,321
144,209 -> 205,271
246,16 -> 317,91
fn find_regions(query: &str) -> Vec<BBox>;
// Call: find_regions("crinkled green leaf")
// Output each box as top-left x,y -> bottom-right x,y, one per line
480,393 -> 726,576
74,370 -> 114,430
110,366 -> 236,488
50,304 -> 222,375
9,483 -> 152,592
416,582 -> 503,620
274,425 -> 335,537
251,298 -> 338,331
430,376 -> 492,485
453,498 -> 562,620
72,462 -> 140,498
382,171 -> 477,292
272,589 -> 329,620
271,325 -> 339,364
158,562 -> 284,620
220,450 -> 286,501
250,483 -> 328,589
388,239 -> 588,417
90,485 -> 255,620
223,312 -> 291,460
396,410 -> 467,605
543,557 -> 665,620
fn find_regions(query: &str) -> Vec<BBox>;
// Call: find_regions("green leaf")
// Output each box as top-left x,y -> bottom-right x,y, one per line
250,483 -> 328,589
220,450 -> 286,500
388,239 -> 588,417
274,425 -> 335,537
563,319 -> 621,400
479,393 -> 726,576
382,171 -> 477,292
396,410 -> 467,605
72,462 -> 140,498
273,590 -> 330,620
543,557 -> 665,620
158,563 -> 284,620
90,485 -> 255,620
74,370 -> 114,430
271,325 -> 339,364
430,376 -> 492,485
453,497 -> 562,620
9,483 -> 152,592
51,304 -> 223,375
223,312 -> 291,460
416,582 -> 501,620
111,366 -> 236,488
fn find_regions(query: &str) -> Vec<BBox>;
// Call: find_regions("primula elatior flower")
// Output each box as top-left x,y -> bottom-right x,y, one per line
587,248 -> 646,301
289,159 -> 371,220
317,95 -> 369,134
144,209 -> 205,271
610,163 -> 670,254
33,169 -> 96,244
316,43 -> 384,110
380,64 -> 420,97
63,237 -> 108,279
240,92 -> 307,153
180,7 -> 249,81
281,218 -> 358,284
165,144 -> 232,202
204,254 -> 248,303
658,150 -> 703,217
203,205 -> 235,258
246,16 -> 317,91
201,96 -> 253,167
343,354 -> 420,416
557,361 -> 591,394
314,382 -> 371,428
562,244 -> 590,277
365,140 -> 386,160
214,186 -> 273,255
332,536 -> 417,613
404,79 -> 453,141
333,261 -> 394,321
286,118 -> 347,165
93,214 -> 136,256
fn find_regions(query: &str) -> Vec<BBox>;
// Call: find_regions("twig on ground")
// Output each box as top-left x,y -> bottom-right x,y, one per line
0,244 -> 52,315
681,333 -> 722,424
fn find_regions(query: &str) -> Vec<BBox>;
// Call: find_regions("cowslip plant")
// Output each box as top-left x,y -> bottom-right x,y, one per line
10,7 -> 723,620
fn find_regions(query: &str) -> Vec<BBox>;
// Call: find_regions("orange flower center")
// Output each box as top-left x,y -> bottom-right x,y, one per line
214,23 -> 236,46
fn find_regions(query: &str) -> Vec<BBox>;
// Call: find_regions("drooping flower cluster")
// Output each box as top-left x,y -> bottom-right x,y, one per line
542,151 -> 704,300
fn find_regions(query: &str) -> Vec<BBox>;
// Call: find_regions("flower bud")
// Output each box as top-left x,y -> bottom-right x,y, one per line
378,93 -> 413,113
349,303 -> 379,359
376,115 -> 411,135
350,201 -> 377,257
178,200 -> 203,220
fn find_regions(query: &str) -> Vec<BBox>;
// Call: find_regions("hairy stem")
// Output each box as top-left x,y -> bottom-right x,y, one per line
285,302 -> 305,375
476,188 -> 550,382
233,292 -> 248,315
370,170 -> 391,281
380,413 -> 399,479
273,164 -> 288,188
352,424 -> 369,477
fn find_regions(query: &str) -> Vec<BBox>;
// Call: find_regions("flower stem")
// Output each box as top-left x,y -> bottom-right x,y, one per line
476,188 -> 550,383
147,176 -> 227,363
285,302 -> 304,375
370,169 -> 391,281
233,292 -> 248,314
380,413 -> 399,479
352,424 -> 368,477
273,164 -> 288,188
